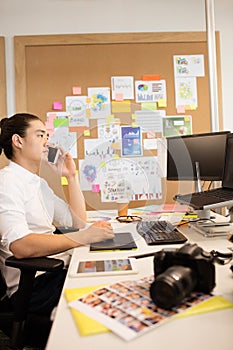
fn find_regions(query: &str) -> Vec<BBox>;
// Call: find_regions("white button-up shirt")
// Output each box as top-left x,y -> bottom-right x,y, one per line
0,161 -> 73,296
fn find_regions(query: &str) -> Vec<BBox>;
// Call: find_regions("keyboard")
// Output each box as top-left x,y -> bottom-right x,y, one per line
175,188 -> 233,209
136,220 -> 187,245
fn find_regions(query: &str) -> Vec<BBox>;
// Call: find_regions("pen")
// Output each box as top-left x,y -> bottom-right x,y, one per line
129,252 -> 156,259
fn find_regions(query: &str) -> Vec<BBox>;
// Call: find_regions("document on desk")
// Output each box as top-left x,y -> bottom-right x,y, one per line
68,276 -> 229,341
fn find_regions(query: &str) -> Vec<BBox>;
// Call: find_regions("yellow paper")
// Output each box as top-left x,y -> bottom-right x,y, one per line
141,102 -> 157,110
175,295 -> 233,319
158,99 -> 166,107
111,100 -> 131,113
64,286 -> 109,336
84,129 -> 90,136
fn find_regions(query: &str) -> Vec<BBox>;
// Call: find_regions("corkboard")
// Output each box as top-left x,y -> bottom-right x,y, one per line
14,32 -> 223,210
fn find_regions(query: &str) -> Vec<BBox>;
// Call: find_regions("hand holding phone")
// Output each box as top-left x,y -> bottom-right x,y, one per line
48,146 -> 60,164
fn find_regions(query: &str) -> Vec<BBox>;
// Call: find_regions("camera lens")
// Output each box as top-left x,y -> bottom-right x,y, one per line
150,265 -> 196,309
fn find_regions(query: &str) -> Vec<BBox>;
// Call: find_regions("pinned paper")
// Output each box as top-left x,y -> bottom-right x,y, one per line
100,161 -> 106,168
111,142 -> 121,149
158,99 -> 167,107
86,109 -> 91,118
143,138 -> 158,150
106,115 -> 115,123
147,131 -> 156,139
115,93 -> 124,101
53,101 -> 63,110
54,118 -> 69,127
84,129 -> 91,136
45,121 -> 54,137
111,100 -> 131,113
177,105 -> 186,114
142,74 -> 160,81
131,122 -> 138,128
92,184 -> 100,193
72,86 -> 82,95
141,102 -> 157,111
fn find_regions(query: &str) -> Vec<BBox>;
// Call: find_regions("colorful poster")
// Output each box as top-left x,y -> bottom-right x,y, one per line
88,87 -> 111,118
173,55 -> 205,77
174,77 -> 198,108
162,116 -> 192,137
97,119 -> 121,143
97,157 -> 162,202
135,80 -> 166,103
66,96 -> 88,117
121,126 -> 142,157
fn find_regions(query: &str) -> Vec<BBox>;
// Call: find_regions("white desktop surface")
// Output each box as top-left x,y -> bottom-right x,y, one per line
46,211 -> 233,350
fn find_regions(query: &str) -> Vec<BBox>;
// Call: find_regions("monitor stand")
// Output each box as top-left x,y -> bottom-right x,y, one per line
194,161 -> 210,219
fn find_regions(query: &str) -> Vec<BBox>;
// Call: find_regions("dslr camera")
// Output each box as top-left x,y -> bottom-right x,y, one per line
150,243 -> 216,309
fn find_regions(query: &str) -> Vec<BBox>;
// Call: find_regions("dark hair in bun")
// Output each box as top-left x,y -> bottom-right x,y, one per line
0,113 -> 41,159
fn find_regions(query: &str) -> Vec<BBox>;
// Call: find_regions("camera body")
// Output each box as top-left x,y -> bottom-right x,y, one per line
150,243 -> 216,309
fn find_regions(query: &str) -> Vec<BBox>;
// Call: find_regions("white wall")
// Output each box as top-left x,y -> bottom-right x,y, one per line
0,0 -> 232,130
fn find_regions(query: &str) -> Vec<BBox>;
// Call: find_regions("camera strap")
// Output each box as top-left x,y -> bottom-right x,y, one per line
210,249 -> 233,265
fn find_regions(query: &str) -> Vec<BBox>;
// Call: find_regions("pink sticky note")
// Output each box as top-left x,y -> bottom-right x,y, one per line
53,101 -> 63,110
72,86 -> 82,95
177,105 -> 185,114
147,131 -> 156,139
115,93 -> 124,101
92,184 -> 100,193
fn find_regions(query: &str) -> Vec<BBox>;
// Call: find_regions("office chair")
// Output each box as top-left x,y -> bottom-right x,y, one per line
0,255 -> 64,350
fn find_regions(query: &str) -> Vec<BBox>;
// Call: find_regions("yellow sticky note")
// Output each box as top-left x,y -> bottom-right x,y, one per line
84,129 -> 90,136
111,142 -> 121,149
86,109 -> 91,118
158,99 -> 166,107
141,102 -> 157,111
131,114 -> 137,120
100,161 -> 106,168
132,122 -> 138,128
184,115 -> 191,121
190,104 -> 197,110
113,154 -> 119,159
106,115 -> 115,123
111,100 -> 131,113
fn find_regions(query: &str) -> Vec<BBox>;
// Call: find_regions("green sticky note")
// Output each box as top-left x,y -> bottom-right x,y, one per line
54,118 -> 69,127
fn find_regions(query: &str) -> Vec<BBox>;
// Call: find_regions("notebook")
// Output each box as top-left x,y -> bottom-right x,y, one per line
89,232 -> 137,251
174,133 -> 233,210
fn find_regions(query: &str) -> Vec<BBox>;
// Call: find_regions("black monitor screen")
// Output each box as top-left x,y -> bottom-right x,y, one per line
167,131 -> 230,181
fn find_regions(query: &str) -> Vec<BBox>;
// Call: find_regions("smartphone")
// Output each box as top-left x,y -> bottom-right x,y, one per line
48,146 -> 60,164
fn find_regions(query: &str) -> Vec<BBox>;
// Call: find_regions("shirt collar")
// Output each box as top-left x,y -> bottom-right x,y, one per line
9,161 -> 40,184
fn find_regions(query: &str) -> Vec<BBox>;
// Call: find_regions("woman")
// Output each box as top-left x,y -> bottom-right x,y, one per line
0,113 -> 114,315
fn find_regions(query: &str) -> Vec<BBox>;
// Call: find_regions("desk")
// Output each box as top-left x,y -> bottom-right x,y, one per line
46,211 -> 233,350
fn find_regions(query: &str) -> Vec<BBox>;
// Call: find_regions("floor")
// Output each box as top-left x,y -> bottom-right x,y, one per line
0,330 -> 11,350
0,330 -> 42,350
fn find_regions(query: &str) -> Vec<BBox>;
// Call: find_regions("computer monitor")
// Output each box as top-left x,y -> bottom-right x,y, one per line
166,131 -> 230,181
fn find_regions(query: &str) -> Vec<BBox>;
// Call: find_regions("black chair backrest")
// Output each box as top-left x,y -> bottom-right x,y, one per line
0,269 -> 7,300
